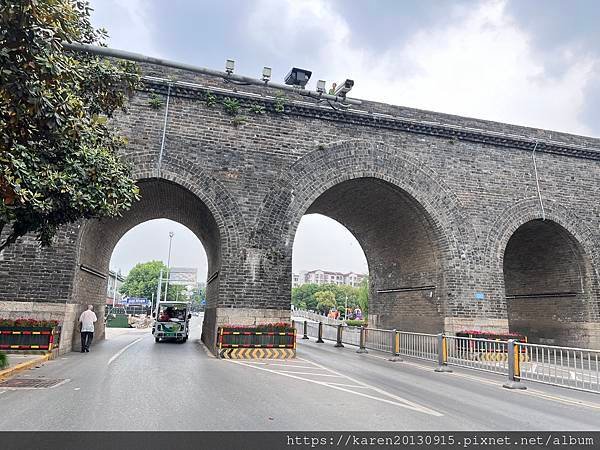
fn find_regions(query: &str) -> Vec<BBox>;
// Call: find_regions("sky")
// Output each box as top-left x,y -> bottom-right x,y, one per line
99,0 -> 600,278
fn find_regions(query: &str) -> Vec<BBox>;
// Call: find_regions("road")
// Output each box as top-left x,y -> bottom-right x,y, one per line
1,315 -> 599,431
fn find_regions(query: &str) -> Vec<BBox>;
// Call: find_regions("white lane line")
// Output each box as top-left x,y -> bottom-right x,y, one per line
273,370 -> 343,377
346,349 -> 600,411
228,360 -> 442,416
261,364 -> 319,369
0,390 -> 6,395
325,382 -> 371,389
108,337 -> 143,366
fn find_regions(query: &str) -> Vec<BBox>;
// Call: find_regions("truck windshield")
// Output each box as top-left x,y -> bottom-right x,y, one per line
157,305 -> 187,322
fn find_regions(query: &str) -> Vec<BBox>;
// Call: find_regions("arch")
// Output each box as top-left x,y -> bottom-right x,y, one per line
485,198 -> 600,347
256,139 -> 479,332
71,170 -> 244,348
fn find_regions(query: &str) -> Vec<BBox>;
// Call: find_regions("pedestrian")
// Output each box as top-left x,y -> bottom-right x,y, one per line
79,304 -> 97,353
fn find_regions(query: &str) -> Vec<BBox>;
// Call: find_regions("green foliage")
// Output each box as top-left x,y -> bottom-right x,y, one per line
0,0 -> 141,251
345,319 -> 367,327
222,97 -> 240,116
0,351 -> 7,370
356,277 -> 369,315
147,93 -> 163,109
249,103 -> 265,114
120,261 -> 185,302
314,290 -> 336,313
292,280 -> 368,315
205,91 -> 217,107
274,93 -> 286,113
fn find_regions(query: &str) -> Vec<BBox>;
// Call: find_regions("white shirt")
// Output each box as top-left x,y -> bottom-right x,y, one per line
79,310 -> 98,332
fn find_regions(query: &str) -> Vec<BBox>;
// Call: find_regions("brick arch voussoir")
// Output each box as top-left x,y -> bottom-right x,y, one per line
484,198 -> 599,273
129,158 -> 247,251
254,139 -> 474,270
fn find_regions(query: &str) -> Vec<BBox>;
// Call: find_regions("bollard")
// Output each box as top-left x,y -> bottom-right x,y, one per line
388,329 -> 402,362
335,324 -> 344,348
434,333 -> 452,372
356,326 -> 368,353
302,320 -> 309,340
503,339 -> 527,390
316,322 -> 324,343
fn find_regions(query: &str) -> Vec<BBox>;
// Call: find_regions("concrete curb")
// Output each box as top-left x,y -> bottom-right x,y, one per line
0,354 -> 51,381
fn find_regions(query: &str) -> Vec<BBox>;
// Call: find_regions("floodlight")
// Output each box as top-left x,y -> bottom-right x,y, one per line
284,67 -> 312,88
333,79 -> 354,97
225,59 -> 235,75
262,66 -> 272,82
316,80 -> 326,94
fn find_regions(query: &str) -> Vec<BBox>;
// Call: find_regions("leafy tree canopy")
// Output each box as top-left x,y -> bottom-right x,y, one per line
314,290 -> 336,313
292,278 -> 369,315
120,261 -> 185,303
0,0 -> 140,250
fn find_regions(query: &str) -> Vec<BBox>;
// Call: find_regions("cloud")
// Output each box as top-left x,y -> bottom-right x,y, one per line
90,0 -> 162,57
247,0 -> 598,137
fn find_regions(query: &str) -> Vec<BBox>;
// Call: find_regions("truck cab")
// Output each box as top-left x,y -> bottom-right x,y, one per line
152,301 -> 191,343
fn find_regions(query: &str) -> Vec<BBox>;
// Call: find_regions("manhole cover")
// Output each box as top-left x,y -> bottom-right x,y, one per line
0,378 -> 67,389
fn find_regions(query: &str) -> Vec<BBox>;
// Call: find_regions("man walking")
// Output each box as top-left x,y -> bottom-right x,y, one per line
79,305 -> 97,353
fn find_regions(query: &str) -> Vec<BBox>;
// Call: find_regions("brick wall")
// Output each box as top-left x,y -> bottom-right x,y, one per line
1,60 -> 599,350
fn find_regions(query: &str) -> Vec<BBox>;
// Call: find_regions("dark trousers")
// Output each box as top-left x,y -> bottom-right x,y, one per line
81,331 -> 94,351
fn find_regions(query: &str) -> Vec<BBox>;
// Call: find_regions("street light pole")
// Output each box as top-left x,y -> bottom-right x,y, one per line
164,231 -> 174,301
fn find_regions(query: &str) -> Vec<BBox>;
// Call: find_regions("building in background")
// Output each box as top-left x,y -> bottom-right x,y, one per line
292,270 -> 367,288
106,270 -> 125,305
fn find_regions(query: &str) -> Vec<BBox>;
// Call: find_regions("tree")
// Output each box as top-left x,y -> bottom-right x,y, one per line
120,261 -> 185,302
0,0 -> 140,251
314,290 -> 336,314
356,277 -> 369,315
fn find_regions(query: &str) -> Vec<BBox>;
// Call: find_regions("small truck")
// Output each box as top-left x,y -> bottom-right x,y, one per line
152,301 -> 192,343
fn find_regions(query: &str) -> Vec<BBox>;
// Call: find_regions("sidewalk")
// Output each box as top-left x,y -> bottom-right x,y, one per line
0,353 -> 51,381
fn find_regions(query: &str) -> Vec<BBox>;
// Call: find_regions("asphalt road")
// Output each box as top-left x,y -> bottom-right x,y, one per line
1,316 -> 599,431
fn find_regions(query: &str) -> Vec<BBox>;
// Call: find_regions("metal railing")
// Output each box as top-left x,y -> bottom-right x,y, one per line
398,331 -> 438,362
293,310 -> 344,326
517,342 -> 600,393
294,319 -> 600,394
446,335 -> 509,375
365,328 -> 395,353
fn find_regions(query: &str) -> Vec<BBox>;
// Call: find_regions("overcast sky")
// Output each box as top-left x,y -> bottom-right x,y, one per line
100,0 -> 600,278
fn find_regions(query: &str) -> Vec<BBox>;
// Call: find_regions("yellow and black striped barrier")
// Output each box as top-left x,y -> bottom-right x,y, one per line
220,348 -> 296,359
476,352 -> 529,362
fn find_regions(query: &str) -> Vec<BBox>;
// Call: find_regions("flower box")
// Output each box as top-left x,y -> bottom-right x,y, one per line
218,322 -> 295,349
454,330 -> 527,355
0,319 -> 60,351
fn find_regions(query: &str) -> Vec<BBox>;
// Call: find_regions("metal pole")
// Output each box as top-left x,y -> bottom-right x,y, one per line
164,231 -> 174,301
302,321 -> 309,340
356,326 -> 368,353
335,324 -> 344,348
156,269 -> 163,310
503,339 -> 527,390
316,322 -> 324,343
62,42 -> 362,106
434,333 -> 452,372
388,329 -> 402,362
344,295 -> 348,321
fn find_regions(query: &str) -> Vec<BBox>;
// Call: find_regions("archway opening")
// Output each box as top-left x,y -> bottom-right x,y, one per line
106,219 -> 208,336
72,178 -> 221,346
292,177 -> 446,333
503,219 -> 589,346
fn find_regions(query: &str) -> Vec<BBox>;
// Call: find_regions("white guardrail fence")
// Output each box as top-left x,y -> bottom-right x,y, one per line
292,317 -> 600,394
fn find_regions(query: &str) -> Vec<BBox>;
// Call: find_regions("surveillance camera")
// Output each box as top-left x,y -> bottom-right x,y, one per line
284,67 -> 312,88
316,80 -> 326,94
333,79 -> 354,97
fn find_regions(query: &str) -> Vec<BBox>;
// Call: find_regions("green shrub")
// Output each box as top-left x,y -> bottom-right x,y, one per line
0,351 -> 8,370
345,320 -> 367,327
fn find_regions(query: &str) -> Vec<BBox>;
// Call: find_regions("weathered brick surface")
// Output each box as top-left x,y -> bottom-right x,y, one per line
1,60 -> 599,351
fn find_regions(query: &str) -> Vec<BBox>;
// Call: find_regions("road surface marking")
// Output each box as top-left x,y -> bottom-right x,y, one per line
273,370 -> 343,377
323,345 -> 600,411
108,337 -> 143,366
0,390 -> 6,395
228,358 -> 442,416
325,382 -> 371,389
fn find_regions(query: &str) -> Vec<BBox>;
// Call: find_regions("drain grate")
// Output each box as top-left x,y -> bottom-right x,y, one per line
0,377 -> 67,389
